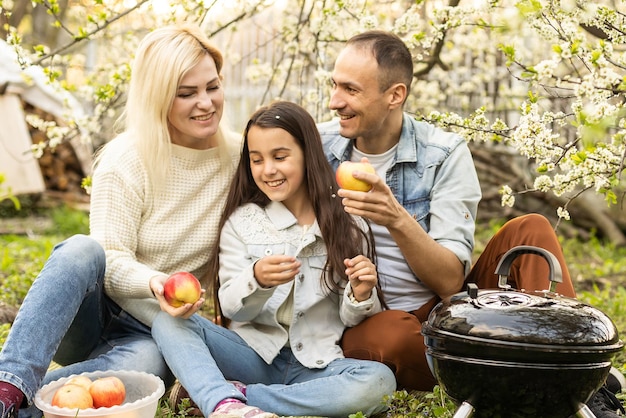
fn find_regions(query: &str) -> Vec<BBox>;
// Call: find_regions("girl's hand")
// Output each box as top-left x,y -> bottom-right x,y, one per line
254,255 -> 301,288
344,255 -> 378,302
150,275 -> 205,319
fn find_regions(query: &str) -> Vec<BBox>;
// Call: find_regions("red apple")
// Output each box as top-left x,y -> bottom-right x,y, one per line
89,376 -> 126,408
335,161 -> 376,192
163,272 -> 202,308
51,383 -> 94,410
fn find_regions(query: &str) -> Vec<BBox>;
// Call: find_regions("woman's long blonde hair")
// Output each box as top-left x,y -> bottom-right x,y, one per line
96,24 -> 234,193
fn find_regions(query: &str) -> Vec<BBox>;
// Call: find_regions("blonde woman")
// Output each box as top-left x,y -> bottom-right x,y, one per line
0,24 -> 239,418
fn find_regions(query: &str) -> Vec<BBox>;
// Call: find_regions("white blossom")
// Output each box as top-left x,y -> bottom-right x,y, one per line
557,207 -> 571,220
499,185 -> 515,208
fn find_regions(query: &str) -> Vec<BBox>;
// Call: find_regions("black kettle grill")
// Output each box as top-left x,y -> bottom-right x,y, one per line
422,245 -> 624,418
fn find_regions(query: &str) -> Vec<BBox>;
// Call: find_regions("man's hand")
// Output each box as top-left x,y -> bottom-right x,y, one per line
336,159 -> 465,299
336,159 -> 404,229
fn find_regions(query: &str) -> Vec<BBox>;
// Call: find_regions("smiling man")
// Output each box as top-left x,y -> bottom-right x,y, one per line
318,30 -> 622,417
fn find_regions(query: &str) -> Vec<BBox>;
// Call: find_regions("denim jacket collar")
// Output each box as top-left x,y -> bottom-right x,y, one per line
265,201 -> 298,230
264,201 -> 322,238
328,113 -> 419,166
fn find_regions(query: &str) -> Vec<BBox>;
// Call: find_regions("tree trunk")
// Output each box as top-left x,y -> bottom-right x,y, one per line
470,142 -> 626,246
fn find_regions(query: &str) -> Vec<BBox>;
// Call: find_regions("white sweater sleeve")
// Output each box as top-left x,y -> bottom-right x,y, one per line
90,142 -> 160,301
89,134 -> 238,326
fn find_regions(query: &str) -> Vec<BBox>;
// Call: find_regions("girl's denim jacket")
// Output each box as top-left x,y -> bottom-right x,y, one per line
318,113 -> 481,277
218,201 -> 382,369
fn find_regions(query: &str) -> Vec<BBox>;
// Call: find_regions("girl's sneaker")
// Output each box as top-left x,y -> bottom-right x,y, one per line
209,400 -> 277,418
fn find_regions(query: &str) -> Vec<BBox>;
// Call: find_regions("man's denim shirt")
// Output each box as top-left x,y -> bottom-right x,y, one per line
318,113 -> 481,278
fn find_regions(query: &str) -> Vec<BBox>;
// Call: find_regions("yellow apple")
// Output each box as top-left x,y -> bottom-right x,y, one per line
336,161 -> 376,192
89,376 -> 126,408
64,375 -> 92,391
51,383 -> 94,410
163,272 -> 202,308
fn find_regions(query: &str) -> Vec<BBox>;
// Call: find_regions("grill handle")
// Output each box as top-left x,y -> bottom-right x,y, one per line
494,245 -> 563,293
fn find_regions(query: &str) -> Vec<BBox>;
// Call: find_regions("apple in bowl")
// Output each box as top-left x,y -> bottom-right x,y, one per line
35,370 -> 166,418
89,376 -> 126,408
51,384 -> 93,410
335,161 -> 376,192
64,375 -> 93,391
163,272 -> 202,307
50,375 -> 126,410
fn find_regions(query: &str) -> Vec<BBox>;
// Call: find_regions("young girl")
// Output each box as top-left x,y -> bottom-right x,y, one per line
151,101 -> 395,418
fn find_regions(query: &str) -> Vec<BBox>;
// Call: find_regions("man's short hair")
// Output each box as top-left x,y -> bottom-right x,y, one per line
346,30 -> 414,92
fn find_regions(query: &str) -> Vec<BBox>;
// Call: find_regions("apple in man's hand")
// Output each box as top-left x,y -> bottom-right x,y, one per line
89,376 -> 126,408
51,383 -> 94,409
163,272 -> 202,307
335,161 -> 376,192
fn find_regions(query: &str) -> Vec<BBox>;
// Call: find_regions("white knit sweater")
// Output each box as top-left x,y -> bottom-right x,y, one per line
89,133 -> 240,327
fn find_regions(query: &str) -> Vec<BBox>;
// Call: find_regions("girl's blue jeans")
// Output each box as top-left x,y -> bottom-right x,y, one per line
152,312 -> 396,418
0,235 -> 172,418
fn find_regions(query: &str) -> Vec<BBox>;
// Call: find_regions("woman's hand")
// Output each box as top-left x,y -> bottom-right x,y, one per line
253,255 -> 301,288
150,275 -> 205,319
344,255 -> 377,302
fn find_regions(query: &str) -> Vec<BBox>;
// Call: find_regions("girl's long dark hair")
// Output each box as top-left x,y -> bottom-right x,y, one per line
207,101 -> 384,323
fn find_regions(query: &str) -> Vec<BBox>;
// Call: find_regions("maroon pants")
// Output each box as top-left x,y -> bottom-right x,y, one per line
340,214 -> 576,391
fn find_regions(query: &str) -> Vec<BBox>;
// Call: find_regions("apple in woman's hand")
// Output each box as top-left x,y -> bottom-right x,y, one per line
163,272 -> 202,307
335,161 -> 376,192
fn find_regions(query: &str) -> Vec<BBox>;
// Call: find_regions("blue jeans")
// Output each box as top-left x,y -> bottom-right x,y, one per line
0,235 -> 173,418
152,312 -> 396,418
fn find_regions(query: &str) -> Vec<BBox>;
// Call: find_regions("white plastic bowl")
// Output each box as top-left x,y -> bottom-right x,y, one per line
35,370 -> 165,418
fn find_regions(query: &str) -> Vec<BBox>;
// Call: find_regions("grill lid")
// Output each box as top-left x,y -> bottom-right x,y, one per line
425,246 -> 622,352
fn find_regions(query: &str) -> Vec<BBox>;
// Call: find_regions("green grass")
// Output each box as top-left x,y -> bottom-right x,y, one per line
1,205 -> 626,417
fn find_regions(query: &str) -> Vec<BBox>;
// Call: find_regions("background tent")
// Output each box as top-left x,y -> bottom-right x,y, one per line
0,40 -> 89,197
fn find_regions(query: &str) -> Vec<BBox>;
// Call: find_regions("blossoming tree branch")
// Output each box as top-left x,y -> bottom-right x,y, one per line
1,0 -> 625,243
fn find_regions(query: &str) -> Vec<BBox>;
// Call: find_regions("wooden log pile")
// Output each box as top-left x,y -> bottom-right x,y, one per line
23,102 -> 90,201
34,132 -> 86,194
